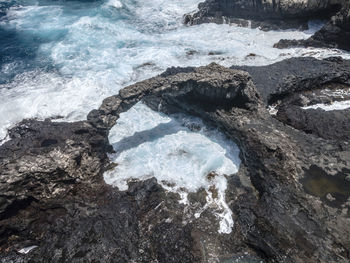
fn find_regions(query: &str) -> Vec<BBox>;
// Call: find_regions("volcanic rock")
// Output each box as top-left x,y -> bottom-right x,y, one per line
185,0 -> 346,30
275,2 -> 350,51
1,60 -> 350,262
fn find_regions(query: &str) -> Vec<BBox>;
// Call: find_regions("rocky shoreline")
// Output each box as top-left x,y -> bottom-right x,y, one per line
275,1 -> 350,51
1,57 -> 350,262
185,0 -> 350,51
185,0 -> 341,29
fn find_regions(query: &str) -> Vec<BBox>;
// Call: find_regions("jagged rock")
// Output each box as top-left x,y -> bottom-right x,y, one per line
88,63 -> 261,130
0,120 -> 207,262
1,60 -> 350,262
185,0 -> 345,30
231,56 -> 350,103
0,120 -> 110,220
275,2 -> 350,50
232,57 -> 350,141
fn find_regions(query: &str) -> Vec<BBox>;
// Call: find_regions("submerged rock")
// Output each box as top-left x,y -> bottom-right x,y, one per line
1,59 -> 350,262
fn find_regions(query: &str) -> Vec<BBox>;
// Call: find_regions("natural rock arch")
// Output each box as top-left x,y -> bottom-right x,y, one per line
1,60 -> 350,262
86,63 -> 261,132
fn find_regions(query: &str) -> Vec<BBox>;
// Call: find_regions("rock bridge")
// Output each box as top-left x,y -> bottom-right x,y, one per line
1,60 -> 350,262
86,63 -> 261,132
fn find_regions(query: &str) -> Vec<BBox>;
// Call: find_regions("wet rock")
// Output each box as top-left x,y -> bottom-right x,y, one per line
232,57 -> 350,141
1,60 -> 350,262
275,2 -> 350,51
185,0 -> 346,30
231,56 -> 350,104
185,50 -> 199,57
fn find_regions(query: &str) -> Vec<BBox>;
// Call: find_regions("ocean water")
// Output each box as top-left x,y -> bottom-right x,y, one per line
303,100 -> 350,111
302,89 -> 350,111
1,0 -> 350,142
104,102 -> 241,233
1,0 -> 350,234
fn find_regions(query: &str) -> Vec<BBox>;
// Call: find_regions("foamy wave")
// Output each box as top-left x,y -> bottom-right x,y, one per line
303,100 -> 350,111
104,103 -> 241,233
106,0 -> 123,9
1,0 -> 350,141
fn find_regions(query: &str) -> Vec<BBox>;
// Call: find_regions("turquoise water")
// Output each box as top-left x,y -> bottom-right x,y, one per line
1,0 -> 348,141
1,0 -> 349,237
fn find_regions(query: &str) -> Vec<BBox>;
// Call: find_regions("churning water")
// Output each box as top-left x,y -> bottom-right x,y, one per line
1,0 -> 350,233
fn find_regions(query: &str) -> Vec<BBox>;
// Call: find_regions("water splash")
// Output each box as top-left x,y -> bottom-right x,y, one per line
1,0 -> 350,139
104,103 -> 241,233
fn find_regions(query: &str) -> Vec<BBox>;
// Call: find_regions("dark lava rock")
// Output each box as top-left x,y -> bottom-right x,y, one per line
232,57 -> 350,141
231,56 -> 350,103
275,2 -> 350,51
0,119 -> 198,262
185,0 -> 345,30
1,60 -> 350,262
87,63 -> 261,130
276,105 -> 350,140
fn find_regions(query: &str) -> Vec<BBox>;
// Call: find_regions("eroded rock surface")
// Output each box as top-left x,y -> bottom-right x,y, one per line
275,2 -> 350,50
232,57 -> 350,103
87,63 -> 260,131
232,57 -> 350,141
1,60 -> 350,262
185,0 -> 346,30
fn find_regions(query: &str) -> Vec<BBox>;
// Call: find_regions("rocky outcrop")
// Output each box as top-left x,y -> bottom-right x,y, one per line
1,60 -> 350,262
185,0 -> 346,30
275,2 -> 350,50
231,56 -> 350,103
276,105 -> 350,140
0,64 -> 265,263
232,56 -> 350,140
186,0 -> 350,50
87,63 -> 261,131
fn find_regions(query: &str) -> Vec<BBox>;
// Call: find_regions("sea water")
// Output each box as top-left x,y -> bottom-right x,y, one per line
1,0 -> 350,233
104,102 -> 241,233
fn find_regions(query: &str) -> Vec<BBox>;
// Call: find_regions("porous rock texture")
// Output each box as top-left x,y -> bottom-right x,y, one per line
1,60 -> 350,262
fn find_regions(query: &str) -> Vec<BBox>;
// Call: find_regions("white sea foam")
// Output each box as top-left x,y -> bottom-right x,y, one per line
0,70 -> 103,139
0,133 -> 9,146
303,100 -> 350,111
104,102 -> 240,233
17,245 -> 38,254
106,0 -> 123,9
1,0 -> 350,233
1,0 -> 350,141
